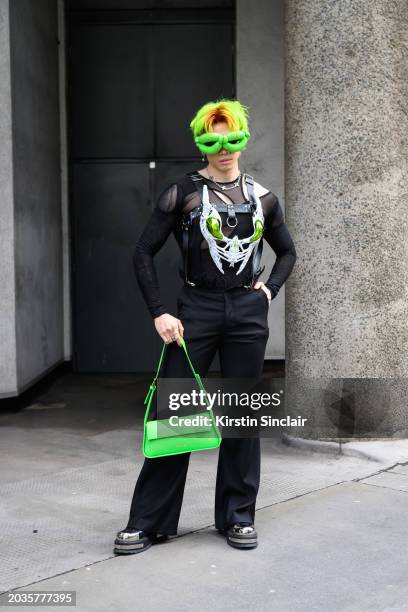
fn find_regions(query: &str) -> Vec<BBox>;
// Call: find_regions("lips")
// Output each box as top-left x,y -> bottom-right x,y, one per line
220,158 -> 232,163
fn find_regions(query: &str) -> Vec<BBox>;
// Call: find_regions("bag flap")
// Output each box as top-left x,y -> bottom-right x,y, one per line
145,412 -> 217,440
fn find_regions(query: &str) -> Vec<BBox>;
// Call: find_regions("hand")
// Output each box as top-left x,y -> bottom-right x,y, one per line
254,281 -> 272,304
154,313 -> 184,347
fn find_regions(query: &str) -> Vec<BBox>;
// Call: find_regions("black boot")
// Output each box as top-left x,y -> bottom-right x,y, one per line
113,528 -> 168,555
219,522 -> 258,549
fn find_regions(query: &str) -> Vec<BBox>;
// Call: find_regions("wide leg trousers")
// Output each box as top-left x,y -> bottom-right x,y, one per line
126,283 -> 270,535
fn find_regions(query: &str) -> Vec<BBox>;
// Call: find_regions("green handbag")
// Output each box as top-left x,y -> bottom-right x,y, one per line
142,336 -> 222,458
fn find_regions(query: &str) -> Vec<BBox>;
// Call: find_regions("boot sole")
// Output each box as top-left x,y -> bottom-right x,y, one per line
227,536 -> 258,549
218,528 -> 258,549
113,534 -> 168,555
113,538 -> 152,555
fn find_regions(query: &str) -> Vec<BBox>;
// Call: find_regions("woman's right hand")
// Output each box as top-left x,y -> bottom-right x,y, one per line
154,314 -> 184,347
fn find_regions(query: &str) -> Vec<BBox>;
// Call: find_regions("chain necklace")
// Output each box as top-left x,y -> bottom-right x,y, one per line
206,169 -> 242,191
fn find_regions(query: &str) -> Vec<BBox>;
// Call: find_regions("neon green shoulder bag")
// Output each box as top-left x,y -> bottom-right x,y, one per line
142,336 -> 222,458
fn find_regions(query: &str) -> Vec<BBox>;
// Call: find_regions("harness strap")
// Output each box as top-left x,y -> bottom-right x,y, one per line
181,212 -> 194,285
244,174 -> 265,286
183,203 -> 254,221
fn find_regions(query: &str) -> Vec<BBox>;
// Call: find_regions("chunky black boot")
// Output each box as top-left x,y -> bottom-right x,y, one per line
113,528 -> 168,555
218,522 -> 258,549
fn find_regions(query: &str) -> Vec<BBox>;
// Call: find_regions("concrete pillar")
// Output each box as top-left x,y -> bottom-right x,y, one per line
284,1 -> 408,438
0,0 -> 64,397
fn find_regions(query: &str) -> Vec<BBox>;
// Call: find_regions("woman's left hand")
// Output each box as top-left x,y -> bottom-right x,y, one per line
254,281 -> 272,304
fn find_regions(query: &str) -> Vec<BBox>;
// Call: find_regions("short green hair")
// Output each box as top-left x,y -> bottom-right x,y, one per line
189,98 -> 250,138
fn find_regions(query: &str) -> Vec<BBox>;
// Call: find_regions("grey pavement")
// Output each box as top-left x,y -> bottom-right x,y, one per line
1,371 -> 408,611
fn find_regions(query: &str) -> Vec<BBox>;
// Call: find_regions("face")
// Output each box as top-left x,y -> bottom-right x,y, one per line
205,121 -> 241,171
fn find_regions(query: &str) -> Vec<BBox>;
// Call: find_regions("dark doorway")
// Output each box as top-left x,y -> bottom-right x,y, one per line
66,2 -> 235,372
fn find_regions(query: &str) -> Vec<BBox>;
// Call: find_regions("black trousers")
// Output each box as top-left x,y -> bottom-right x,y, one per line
126,283 -> 270,535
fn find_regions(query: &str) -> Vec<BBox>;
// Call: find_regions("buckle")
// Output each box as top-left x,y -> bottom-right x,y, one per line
226,203 -> 237,227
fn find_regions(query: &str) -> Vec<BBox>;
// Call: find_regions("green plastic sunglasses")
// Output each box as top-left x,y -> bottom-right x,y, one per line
195,130 -> 251,155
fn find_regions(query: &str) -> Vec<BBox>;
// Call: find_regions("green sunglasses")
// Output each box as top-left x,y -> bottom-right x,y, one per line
195,130 -> 251,155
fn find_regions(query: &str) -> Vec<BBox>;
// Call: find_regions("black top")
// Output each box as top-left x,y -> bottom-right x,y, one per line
133,171 -> 297,318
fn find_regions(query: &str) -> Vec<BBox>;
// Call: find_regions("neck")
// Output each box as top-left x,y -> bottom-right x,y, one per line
205,161 -> 240,183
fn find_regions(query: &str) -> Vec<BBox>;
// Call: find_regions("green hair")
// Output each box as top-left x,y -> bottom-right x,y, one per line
189,98 -> 250,138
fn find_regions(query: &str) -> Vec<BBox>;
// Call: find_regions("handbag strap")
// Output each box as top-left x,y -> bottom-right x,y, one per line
143,337 -> 211,416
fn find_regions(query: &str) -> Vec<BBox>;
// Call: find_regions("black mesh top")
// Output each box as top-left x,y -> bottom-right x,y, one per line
133,171 -> 297,318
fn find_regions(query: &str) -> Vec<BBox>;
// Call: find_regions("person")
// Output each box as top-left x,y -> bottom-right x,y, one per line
113,99 -> 297,555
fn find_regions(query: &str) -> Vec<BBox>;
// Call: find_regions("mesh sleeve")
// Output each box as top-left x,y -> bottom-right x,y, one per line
133,183 -> 182,318
261,194 -> 297,298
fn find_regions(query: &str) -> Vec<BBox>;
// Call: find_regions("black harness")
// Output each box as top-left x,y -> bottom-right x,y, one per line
180,171 -> 265,289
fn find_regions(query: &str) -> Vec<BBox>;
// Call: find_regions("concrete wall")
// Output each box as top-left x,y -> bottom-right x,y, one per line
236,0 -> 285,359
1,0 -> 64,395
0,0 -> 17,395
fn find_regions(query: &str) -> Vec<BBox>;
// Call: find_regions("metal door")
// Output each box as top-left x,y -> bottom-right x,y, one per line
67,4 -> 234,371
